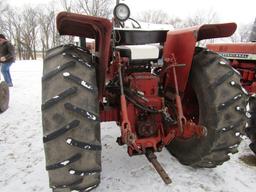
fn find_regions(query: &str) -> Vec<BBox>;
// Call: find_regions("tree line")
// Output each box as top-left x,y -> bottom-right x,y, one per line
0,0 -> 254,60
0,1 -> 61,60
0,0 -> 115,60
139,9 -> 255,44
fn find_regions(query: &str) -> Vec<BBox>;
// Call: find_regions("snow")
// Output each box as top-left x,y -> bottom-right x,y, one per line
0,60 -> 256,192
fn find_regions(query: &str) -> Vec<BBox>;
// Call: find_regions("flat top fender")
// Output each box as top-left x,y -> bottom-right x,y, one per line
56,12 -> 113,98
163,23 -> 237,93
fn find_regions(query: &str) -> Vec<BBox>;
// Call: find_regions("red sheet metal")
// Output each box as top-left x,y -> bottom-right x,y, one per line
57,12 -> 113,98
163,23 -> 237,93
207,42 -> 256,54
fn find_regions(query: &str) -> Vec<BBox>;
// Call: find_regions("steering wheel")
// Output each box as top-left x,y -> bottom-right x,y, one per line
129,18 -> 141,29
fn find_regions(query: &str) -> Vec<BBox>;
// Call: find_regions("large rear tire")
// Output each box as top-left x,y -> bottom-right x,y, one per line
0,81 -> 9,113
42,45 -> 101,191
246,96 -> 256,154
166,49 -> 247,167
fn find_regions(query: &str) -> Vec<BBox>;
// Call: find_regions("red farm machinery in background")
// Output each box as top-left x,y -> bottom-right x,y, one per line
208,42 -> 256,154
207,43 -> 256,93
41,3 -> 248,191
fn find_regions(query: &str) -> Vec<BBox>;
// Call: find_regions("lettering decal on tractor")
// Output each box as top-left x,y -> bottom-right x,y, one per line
219,53 -> 256,60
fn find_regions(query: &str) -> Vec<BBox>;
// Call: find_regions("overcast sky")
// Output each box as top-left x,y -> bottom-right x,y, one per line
8,0 -> 256,25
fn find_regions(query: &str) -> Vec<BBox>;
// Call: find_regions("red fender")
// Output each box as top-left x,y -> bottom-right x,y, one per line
57,12 -> 113,98
163,23 -> 237,93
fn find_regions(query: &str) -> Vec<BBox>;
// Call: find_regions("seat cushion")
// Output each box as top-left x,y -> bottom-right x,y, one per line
116,44 -> 162,61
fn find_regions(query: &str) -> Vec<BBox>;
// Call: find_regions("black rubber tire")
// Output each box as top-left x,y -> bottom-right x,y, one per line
0,81 -> 9,113
42,44 -> 101,191
166,49 -> 247,168
246,96 -> 256,154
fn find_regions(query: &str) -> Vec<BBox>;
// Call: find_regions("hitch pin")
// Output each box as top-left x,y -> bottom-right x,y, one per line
146,151 -> 172,185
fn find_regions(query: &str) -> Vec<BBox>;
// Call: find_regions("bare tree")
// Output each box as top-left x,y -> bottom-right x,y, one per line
57,0 -> 114,47
38,5 -> 58,57
60,0 -> 73,12
3,8 -> 23,59
19,7 -> 39,59
239,24 -> 252,42
0,1 -> 57,60
138,9 -> 171,24
184,9 -> 219,27
0,1 -> 11,38
230,32 -> 240,42
182,9 -> 219,46
74,0 -> 114,17
167,17 -> 185,29
250,18 -> 256,41
1,6 -> 38,60
231,24 -> 252,42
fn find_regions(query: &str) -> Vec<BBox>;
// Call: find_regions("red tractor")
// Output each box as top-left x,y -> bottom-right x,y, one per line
42,3 -> 247,191
207,42 -> 256,154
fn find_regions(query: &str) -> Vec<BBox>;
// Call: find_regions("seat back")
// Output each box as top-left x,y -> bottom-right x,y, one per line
114,29 -> 168,45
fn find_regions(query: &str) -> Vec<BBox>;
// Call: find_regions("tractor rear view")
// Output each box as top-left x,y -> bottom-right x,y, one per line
41,3 -> 247,191
208,42 -> 256,154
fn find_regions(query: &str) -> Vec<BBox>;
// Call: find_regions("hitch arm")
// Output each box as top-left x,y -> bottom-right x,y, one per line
164,55 -> 187,133
118,63 -> 141,153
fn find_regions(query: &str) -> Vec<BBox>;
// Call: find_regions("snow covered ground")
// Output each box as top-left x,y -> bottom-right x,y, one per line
0,60 -> 256,192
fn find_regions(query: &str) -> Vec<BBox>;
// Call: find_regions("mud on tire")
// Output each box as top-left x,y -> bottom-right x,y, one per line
42,44 -> 101,191
166,48 -> 247,168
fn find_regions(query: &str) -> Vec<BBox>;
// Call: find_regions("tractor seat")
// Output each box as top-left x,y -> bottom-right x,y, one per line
115,44 -> 163,62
